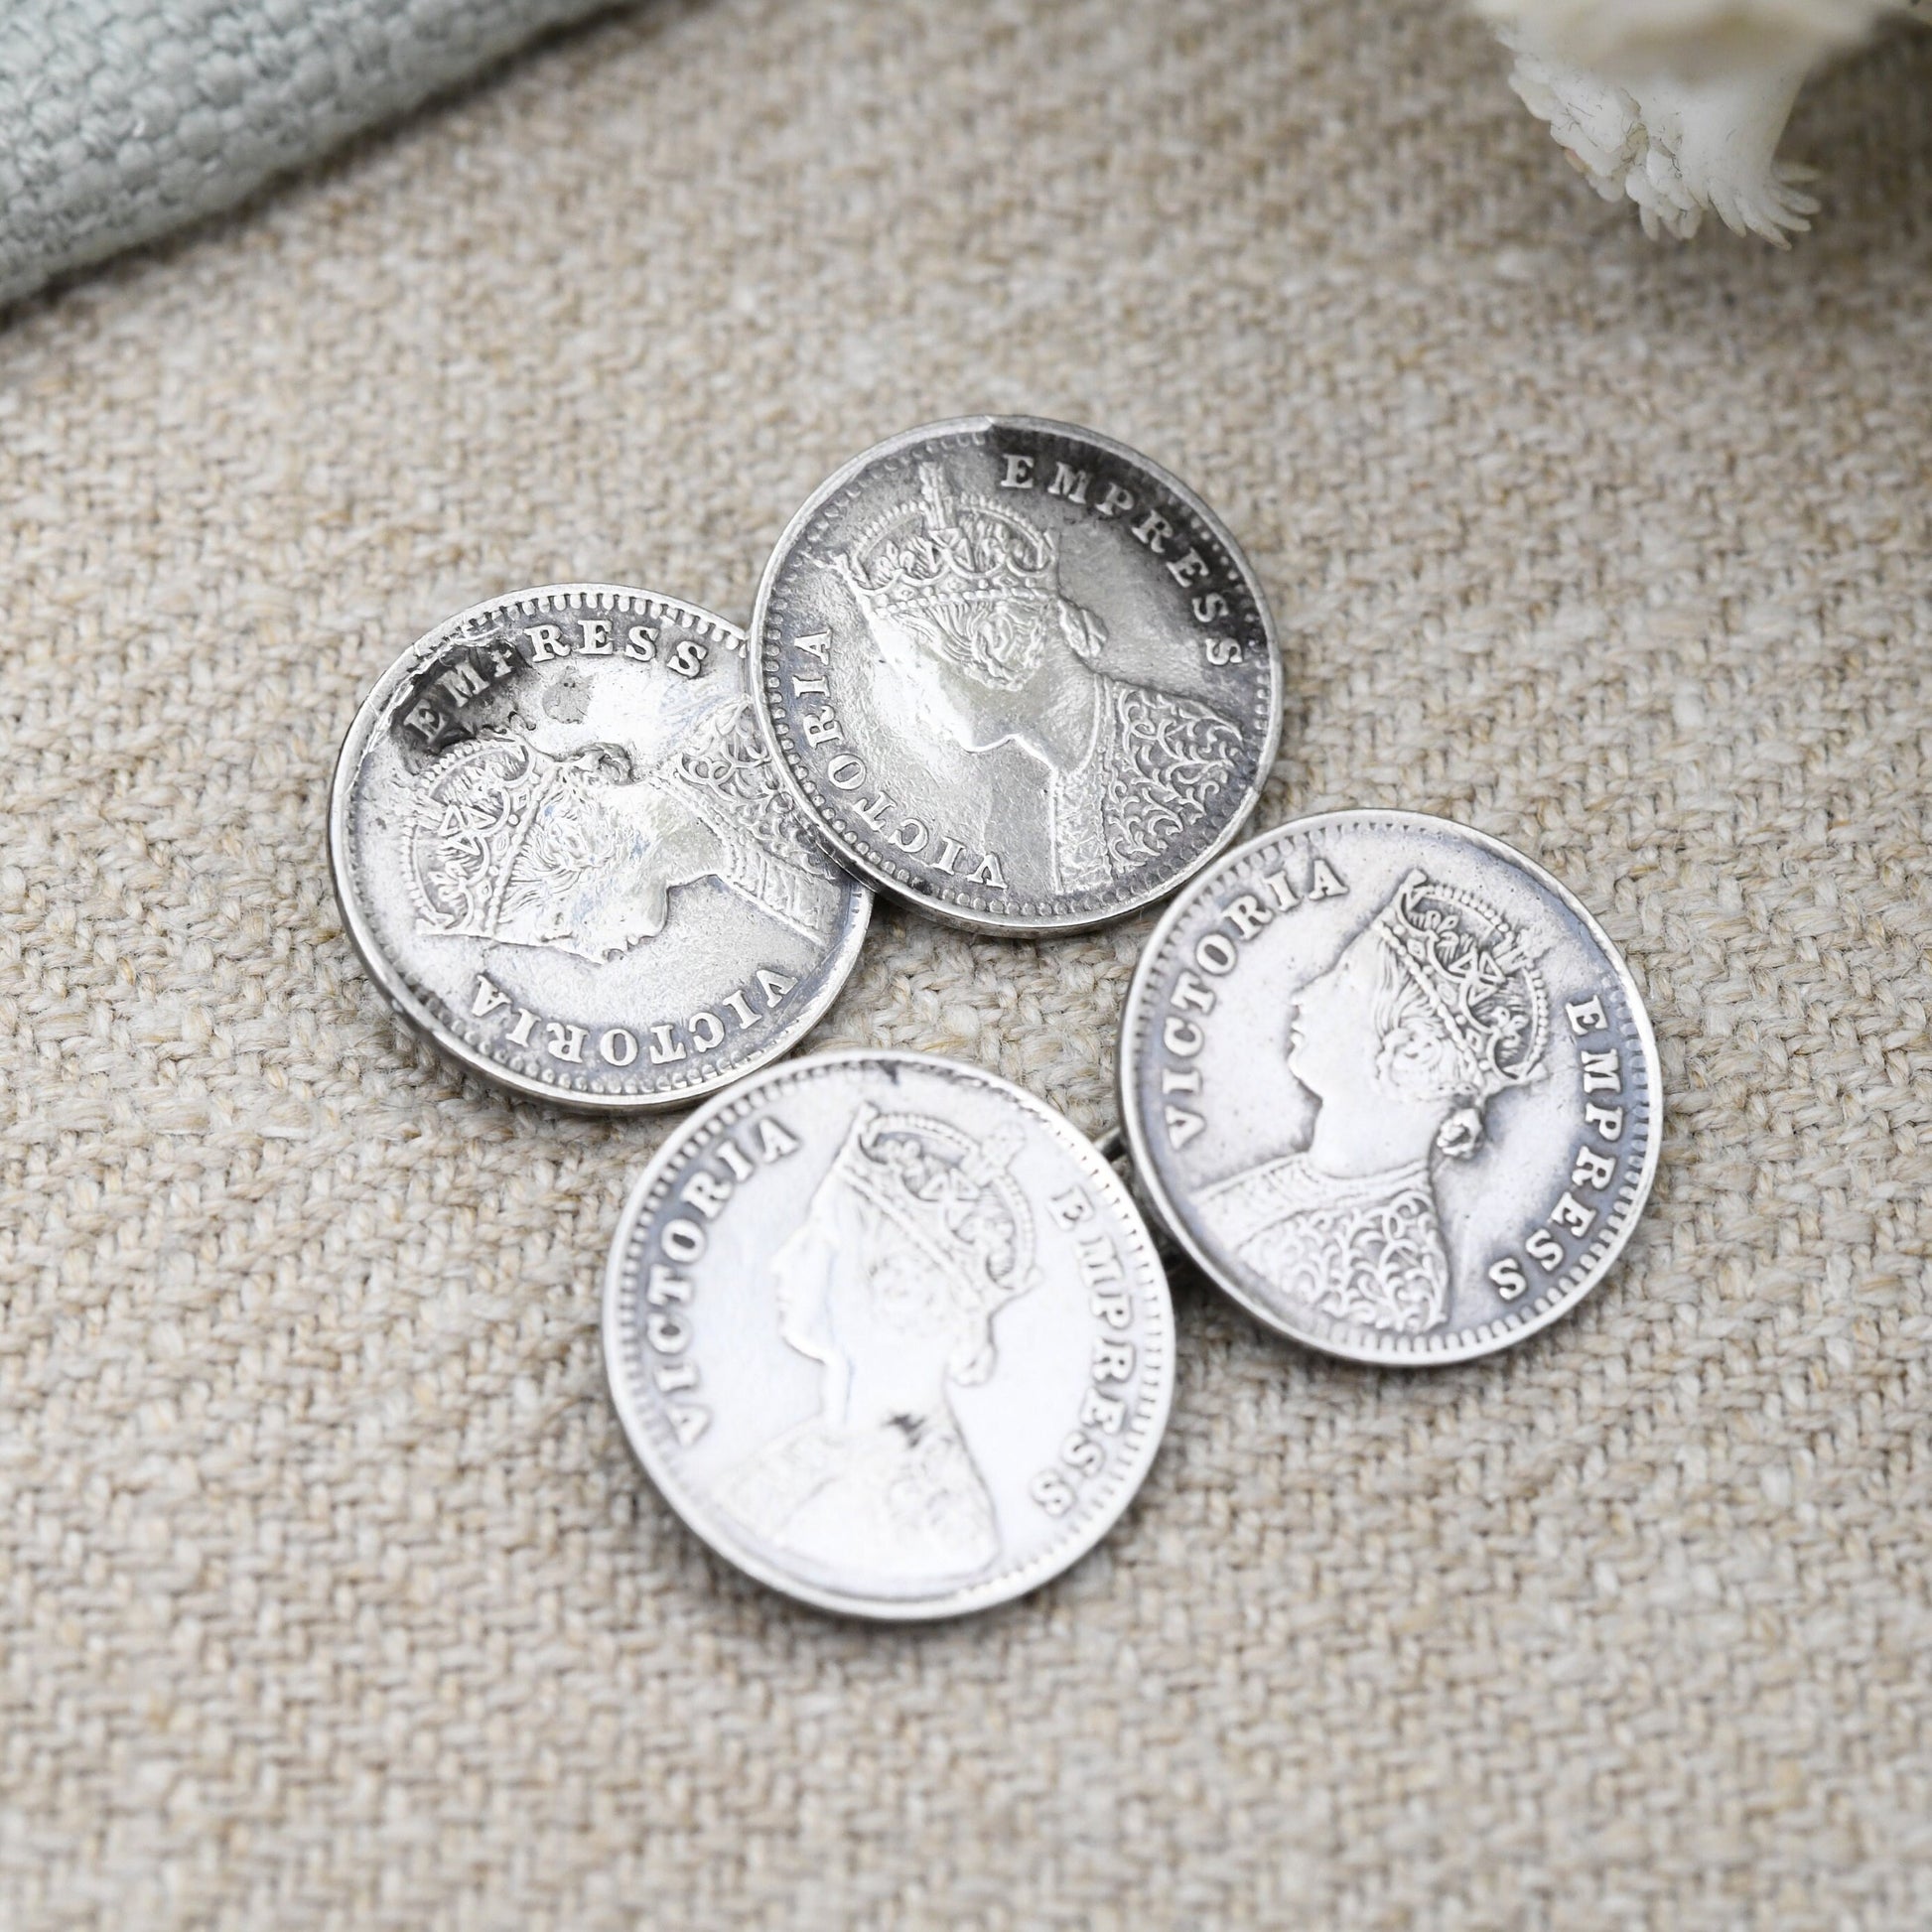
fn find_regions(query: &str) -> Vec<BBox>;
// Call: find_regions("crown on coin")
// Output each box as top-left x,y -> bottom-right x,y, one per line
832,463 -> 1058,621
408,733 -> 592,942
1370,870 -> 1551,1096
827,1101 -> 1038,1313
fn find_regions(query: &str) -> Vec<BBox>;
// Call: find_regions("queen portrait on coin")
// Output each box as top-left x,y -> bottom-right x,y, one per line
1199,870 -> 1552,1335
833,463 -> 1243,897
716,1101 -> 1039,1587
407,695 -> 844,963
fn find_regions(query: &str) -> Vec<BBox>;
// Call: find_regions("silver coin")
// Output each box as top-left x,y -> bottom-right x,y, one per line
329,585 -> 871,1111
1120,812 -> 1662,1365
751,417 -> 1282,933
603,1049 -> 1175,1618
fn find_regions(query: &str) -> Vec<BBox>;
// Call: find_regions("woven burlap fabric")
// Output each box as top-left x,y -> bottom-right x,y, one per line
2,1 -> 1927,1925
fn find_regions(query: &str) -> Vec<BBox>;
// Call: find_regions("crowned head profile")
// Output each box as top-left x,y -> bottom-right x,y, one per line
407,696 -> 842,962
771,1101 -> 1039,1394
1290,869 -> 1551,1165
831,463 -> 1107,723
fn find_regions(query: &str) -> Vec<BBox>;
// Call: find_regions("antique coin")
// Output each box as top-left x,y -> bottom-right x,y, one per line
1120,812 -> 1662,1364
330,586 -> 871,1111
603,1049 -> 1175,1618
751,417 -> 1282,933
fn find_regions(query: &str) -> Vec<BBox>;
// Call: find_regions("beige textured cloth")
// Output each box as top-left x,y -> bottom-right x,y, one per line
2,1 -> 1928,1925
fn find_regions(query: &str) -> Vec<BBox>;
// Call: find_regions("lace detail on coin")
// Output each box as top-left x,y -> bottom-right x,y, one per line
603,1051 -> 1175,1618
1119,812 -> 1661,1364
752,418 -> 1282,932
330,586 -> 870,1110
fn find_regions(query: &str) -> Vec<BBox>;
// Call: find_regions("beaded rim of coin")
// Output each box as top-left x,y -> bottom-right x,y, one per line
329,585 -> 872,1114
749,416 -> 1283,935
603,1048 -> 1177,1620
1118,810 -> 1664,1366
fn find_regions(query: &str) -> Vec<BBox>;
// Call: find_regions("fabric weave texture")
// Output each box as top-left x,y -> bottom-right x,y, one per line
0,1 -> 1928,1926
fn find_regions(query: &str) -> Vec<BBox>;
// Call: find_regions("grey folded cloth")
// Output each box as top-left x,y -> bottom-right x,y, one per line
0,0 -> 619,309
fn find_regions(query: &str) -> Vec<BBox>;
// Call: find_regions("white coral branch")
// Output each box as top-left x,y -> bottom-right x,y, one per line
1478,0 -> 1906,242
1505,44 -> 1821,242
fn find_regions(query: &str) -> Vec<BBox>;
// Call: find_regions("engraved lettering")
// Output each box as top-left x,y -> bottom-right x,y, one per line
890,819 -> 928,854
646,1312 -> 690,1354
800,707 -> 842,748
682,1173 -> 733,1220
1092,1337 -> 1136,1382
1075,1232 -> 1125,1290
1061,1433 -> 1105,1476
1194,933 -> 1238,976
1171,970 -> 1216,1015
689,1012 -> 725,1051
1163,1017 -> 1204,1056
758,969 -> 796,1007
1050,1186 -> 1095,1229
1570,1145 -> 1616,1190
1045,464 -> 1090,504
544,1021 -> 586,1064
624,623 -> 658,660
668,1405 -> 709,1447
791,630 -> 830,661
1161,1067 -> 1201,1095
932,837 -> 965,874
790,673 -> 829,697
437,660 -> 487,705
472,975 -> 509,1019
1166,549 -> 1210,588
648,1024 -> 686,1065
1566,996 -> 1608,1036
645,1266 -> 691,1307
1307,859 -> 1347,900
722,990 -> 758,1032
754,1116 -> 800,1162
1260,869 -> 1299,911
1585,1102 -> 1625,1141
1202,635 -> 1244,666
1131,507 -> 1174,554
660,1218 -> 706,1262
1549,1192 -> 1596,1240
523,622 -> 567,662
1078,1388 -> 1127,1435
666,638 -> 709,678
653,1361 -> 699,1393
999,453 -> 1035,489
600,1027 -> 638,1067
715,1140 -> 755,1183
1580,1049 -> 1620,1093
966,851 -> 1006,890
1526,1227 -> 1565,1273
825,754 -> 866,789
1191,592 -> 1230,624
403,698 -> 443,741
1489,1257 -> 1529,1301
1165,1105 -> 1205,1149
850,792 -> 893,829
1222,893 -> 1271,940
505,1008 -> 538,1048
578,618 -> 613,655
1030,1470 -> 1076,1516
1094,482 -> 1135,519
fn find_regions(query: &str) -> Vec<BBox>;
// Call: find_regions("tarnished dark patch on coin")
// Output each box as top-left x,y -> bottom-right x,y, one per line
603,1050 -> 1175,1618
1120,812 -> 1662,1364
752,418 -> 1282,933
329,586 -> 871,1110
